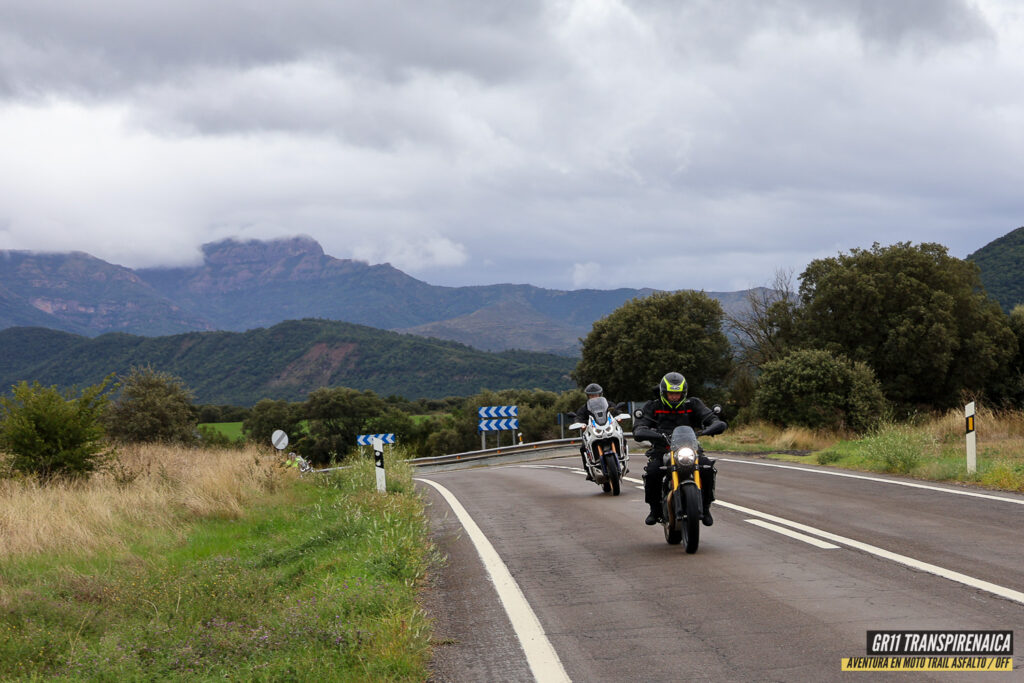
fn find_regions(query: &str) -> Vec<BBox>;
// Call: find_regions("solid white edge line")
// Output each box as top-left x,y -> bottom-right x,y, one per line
745,519 -> 839,549
415,477 -> 571,683
717,458 -> 1024,506
717,500 -> 1024,606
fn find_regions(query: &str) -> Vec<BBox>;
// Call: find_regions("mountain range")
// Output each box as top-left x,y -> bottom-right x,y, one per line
0,320 -> 577,405
0,236 -> 754,355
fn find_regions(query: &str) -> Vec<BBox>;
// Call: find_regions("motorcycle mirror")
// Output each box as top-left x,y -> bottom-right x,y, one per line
712,404 -> 722,414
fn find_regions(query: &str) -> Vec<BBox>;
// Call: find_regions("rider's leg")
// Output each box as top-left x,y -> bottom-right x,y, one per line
699,455 -> 716,526
580,445 -> 592,480
643,454 -> 664,524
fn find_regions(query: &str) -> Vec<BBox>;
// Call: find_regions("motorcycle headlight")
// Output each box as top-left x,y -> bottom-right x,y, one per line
674,447 -> 696,466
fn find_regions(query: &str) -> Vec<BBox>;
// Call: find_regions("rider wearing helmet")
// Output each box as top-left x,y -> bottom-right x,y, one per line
632,372 -> 726,527
573,383 -> 617,480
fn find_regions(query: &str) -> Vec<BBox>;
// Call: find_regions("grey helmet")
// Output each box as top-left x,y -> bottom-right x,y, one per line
584,383 -> 603,397
659,372 -> 687,408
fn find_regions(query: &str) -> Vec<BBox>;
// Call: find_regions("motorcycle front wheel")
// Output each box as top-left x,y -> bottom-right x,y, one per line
603,453 -> 621,496
682,484 -> 701,554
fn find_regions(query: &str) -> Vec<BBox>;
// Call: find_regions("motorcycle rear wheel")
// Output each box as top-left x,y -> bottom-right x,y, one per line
663,492 -> 682,544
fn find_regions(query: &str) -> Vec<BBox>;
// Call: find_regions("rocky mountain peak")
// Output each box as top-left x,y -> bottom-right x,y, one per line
201,236 -> 325,266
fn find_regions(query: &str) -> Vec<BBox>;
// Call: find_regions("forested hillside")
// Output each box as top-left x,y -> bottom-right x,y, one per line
0,320 -> 576,405
967,226 -> 1024,312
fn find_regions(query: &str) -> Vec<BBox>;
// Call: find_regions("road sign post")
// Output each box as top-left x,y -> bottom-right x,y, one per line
478,406 -> 518,449
966,401 -> 977,474
373,436 -> 386,492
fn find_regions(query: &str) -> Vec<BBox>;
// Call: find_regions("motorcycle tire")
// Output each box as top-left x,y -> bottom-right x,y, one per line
682,484 -> 702,554
603,453 -> 621,496
664,519 -> 683,545
663,491 -> 682,544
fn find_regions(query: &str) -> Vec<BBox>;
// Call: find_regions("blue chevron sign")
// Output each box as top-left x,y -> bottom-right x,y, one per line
478,405 -> 518,418
478,418 -> 519,432
357,433 -> 396,445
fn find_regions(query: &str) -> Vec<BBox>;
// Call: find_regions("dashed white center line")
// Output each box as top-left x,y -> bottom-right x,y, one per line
745,519 -> 840,549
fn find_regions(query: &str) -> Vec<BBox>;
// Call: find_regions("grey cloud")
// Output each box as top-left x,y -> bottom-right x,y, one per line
0,0 -> 550,100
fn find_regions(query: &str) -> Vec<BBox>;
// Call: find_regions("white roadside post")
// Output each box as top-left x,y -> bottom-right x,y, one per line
373,436 -> 386,493
966,401 -> 977,474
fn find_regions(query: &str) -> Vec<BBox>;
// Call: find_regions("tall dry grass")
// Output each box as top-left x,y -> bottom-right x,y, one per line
920,405 -> 1024,446
0,444 -> 285,557
717,421 -> 848,452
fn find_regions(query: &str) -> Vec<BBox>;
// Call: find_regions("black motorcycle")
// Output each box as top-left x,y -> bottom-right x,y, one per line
636,415 -> 723,553
659,426 -> 716,551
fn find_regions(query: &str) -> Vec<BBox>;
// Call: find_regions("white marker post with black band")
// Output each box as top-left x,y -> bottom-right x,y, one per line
966,401 -> 976,474
373,436 -> 386,493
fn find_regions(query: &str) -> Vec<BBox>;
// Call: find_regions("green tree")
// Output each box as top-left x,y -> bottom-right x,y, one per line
300,387 -> 388,464
243,399 -> 305,447
798,242 -> 1016,412
751,349 -> 887,432
104,366 -> 197,443
0,380 -> 110,480
1004,304 -> 1024,403
572,291 -> 733,402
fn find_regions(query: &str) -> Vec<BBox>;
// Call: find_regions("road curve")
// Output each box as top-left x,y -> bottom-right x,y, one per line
417,448 -> 1024,682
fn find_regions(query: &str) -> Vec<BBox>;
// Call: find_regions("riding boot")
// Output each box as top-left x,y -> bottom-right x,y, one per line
700,458 -> 717,526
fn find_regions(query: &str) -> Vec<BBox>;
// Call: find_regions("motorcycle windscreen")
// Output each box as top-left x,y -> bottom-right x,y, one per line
586,397 -> 610,425
669,425 -> 698,451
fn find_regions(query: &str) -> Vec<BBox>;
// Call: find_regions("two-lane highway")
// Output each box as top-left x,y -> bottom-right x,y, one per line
417,448 -> 1024,682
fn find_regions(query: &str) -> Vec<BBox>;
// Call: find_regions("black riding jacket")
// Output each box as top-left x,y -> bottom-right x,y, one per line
633,397 -> 725,448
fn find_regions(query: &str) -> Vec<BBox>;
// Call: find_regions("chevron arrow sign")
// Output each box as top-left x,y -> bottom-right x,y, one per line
357,433 -> 396,445
478,405 -> 518,418
478,418 -> 519,432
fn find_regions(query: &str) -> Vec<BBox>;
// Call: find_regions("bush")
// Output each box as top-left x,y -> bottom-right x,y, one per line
865,423 -> 926,474
0,380 -> 111,481
104,366 -> 197,444
752,349 -> 887,432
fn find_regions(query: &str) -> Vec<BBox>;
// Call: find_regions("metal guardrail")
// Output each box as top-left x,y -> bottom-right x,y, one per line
407,433 -> 636,467
407,436 -> 579,466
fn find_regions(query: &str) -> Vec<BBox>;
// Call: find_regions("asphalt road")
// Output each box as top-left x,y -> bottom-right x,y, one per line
416,447 -> 1024,682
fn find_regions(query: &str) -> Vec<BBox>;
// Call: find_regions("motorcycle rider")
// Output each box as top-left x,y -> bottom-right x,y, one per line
633,372 -> 726,527
572,383 -> 617,480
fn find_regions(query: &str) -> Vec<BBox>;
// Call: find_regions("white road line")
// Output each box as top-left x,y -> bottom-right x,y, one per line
718,458 -> 1024,506
745,519 -> 839,549
718,500 -> 1024,606
626,475 -> 1024,605
415,478 -> 571,683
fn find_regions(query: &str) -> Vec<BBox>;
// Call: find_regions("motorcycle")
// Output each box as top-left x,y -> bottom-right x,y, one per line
569,397 -> 630,495
637,414 -> 723,553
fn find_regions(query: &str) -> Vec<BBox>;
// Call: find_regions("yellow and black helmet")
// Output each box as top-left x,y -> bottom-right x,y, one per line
659,372 -> 687,408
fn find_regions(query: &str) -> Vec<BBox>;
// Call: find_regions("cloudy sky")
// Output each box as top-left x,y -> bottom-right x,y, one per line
1,0 -> 1022,292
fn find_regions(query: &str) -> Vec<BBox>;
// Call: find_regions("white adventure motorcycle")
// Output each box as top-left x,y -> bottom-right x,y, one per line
570,397 -> 630,495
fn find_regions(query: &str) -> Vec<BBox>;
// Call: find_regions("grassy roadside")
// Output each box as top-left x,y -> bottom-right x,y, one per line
0,445 -> 434,681
711,407 -> 1024,493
